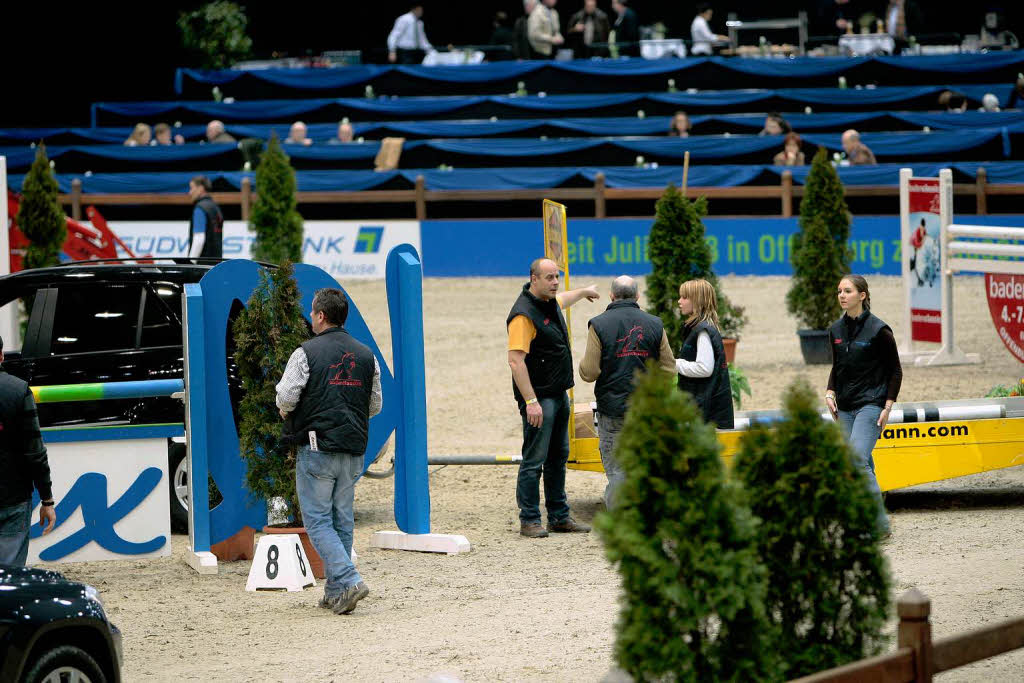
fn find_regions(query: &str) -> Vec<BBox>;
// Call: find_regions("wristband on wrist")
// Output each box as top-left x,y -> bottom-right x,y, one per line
525,398 -> 538,405
825,392 -> 836,400
41,500 -> 54,507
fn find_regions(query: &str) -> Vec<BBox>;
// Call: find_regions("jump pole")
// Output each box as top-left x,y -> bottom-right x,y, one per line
681,150 -> 690,194
0,156 -> 17,350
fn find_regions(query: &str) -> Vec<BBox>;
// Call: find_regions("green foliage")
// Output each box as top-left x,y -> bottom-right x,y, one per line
250,135 -> 304,264
787,147 -> 852,330
17,144 -> 66,270
646,185 -> 747,348
732,379 -> 891,679
728,363 -> 752,410
985,378 -> 1024,397
596,365 -> 780,682
233,260 -> 310,525
178,1 -> 253,70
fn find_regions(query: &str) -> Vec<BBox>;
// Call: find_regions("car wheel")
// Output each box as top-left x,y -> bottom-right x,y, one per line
169,444 -> 189,534
24,645 -> 106,683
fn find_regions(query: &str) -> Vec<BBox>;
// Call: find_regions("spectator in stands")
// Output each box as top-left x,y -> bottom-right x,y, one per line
1008,75 -> 1024,110
690,3 -> 729,56
842,129 -> 877,165
758,113 -> 792,136
813,0 -> 855,38
124,123 -> 152,147
610,0 -> 639,57
979,93 -> 1001,113
154,123 -> 185,146
938,90 -> 968,113
387,4 -> 433,64
206,120 -> 236,144
668,111 -> 691,137
774,132 -> 806,166
285,121 -> 313,146
489,11 -> 517,59
329,121 -> 355,144
514,0 -> 539,59
528,0 -> 564,60
567,0 -> 610,58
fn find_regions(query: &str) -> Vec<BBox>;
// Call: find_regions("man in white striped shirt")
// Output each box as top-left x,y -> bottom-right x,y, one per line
387,5 -> 433,64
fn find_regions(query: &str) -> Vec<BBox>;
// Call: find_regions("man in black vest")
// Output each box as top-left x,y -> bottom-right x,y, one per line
0,335 -> 57,566
507,258 -> 599,538
187,175 -> 224,259
579,276 -> 675,508
276,289 -> 381,614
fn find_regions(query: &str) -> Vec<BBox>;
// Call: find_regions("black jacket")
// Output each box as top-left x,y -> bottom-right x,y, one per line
589,300 -> 663,418
829,311 -> 891,411
677,321 -> 734,429
613,8 -> 639,55
0,371 -> 52,507
287,327 -> 375,455
189,195 -> 224,259
507,284 -> 574,406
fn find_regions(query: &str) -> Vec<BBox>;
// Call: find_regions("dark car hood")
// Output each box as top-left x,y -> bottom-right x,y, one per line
0,564 -> 66,587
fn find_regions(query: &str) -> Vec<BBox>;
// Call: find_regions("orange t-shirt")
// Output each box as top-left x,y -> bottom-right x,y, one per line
507,315 -> 537,352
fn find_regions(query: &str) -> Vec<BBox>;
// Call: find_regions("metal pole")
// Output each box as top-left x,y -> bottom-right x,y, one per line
428,455 -> 523,465
0,156 -> 17,351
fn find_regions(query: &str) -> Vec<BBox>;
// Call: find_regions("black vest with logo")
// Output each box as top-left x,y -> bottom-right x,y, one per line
189,195 -> 224,258
589,300 -> 663,418
288,326 -> 375,455
0,372 -> 40,506
676,321 -> 734,429
829,311 -> 890,411
506,283 -> 574,405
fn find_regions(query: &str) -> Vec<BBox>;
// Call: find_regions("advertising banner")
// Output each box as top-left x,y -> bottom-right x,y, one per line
985,273 -> 1024,363
901,175 -> 943,343
109,220 -> 421,279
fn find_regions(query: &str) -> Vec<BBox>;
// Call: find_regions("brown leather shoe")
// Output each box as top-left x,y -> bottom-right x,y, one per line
520,522 -> 549,538
548,517 -> 590,533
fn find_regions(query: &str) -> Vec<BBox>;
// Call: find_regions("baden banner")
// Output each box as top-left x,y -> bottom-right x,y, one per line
111,220 -> 420,279
985,273 -> 1024,363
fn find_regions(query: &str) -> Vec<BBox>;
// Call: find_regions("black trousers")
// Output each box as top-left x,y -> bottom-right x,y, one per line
395,48 -> 426,64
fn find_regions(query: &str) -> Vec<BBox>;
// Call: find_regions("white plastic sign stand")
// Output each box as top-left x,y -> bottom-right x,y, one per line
245,534 -> 316,592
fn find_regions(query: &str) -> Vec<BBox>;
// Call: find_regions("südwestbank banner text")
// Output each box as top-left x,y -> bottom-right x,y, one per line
106,216 -> 1024,279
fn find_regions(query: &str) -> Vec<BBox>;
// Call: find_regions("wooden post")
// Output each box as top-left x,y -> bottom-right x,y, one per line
781,170 -> 793,218
240,177 -> 252,221
70,178 -> 82,221
414,174 -> 426,221
975,166 -> 988,216
898,588 -> 933,682
681,150 -> 690,195
594,172 -> 606,219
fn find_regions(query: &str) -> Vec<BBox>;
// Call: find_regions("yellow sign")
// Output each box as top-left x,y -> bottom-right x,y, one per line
543,200 -> 568,272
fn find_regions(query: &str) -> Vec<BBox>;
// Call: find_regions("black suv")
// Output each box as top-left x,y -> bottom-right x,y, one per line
0,564 -> 122,682
0,259 -> 232,533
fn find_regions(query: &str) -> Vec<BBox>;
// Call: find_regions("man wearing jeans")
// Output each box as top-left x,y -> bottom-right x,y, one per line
0,336 -> 57,565
578,276 -> 675,508
507,258 -> 598,538
277,289 -> 381,614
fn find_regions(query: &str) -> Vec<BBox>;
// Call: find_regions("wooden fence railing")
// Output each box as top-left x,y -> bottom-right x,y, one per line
59,168 -> 1023,222
793,588 -> 1024,682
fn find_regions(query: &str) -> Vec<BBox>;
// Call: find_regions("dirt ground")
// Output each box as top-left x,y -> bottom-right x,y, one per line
57,275 -> 1024,682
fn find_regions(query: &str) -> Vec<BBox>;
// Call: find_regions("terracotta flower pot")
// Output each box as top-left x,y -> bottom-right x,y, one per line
262,524 -> 325,579
211,526 -> 256,562
722,337 -> 738,364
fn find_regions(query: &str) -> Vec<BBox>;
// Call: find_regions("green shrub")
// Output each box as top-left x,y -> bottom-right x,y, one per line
250,134 -> 304,264
178,1 -> 253,70
596,365 -> 779,682
646,185 -> 747,347
728,364 -> 752,410
733,379 -> 890,678
17,144 -> 66,270
233,260 -> 310,524
786,147 -> 852,330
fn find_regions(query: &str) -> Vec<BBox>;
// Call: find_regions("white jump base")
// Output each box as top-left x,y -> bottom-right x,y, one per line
370,530 -> 471,555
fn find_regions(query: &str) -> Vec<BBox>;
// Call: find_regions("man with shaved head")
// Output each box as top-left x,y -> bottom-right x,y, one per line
579,276 -> 675,508
507,258 -> 599,538
841,129 -> 877,166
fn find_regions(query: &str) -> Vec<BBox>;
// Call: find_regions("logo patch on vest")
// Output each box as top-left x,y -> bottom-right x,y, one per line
328,353 -> 364,387
615,325 -> 650,358
543,318 -> 551,326
834,338 -> 843,344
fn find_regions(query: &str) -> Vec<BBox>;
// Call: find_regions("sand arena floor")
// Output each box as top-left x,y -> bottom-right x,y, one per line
56,275 -> 1024,681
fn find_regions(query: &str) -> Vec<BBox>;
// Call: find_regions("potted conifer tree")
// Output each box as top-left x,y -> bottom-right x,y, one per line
17,143 -> 67,270
786,147 -> 852,364
646,184 -> 746,362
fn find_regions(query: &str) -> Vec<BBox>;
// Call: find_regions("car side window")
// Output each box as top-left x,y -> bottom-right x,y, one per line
141,284 -> 182,348
50,284 -> 143,354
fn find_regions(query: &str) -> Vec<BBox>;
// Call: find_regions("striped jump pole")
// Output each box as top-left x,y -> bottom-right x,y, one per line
30,379 -> 185,404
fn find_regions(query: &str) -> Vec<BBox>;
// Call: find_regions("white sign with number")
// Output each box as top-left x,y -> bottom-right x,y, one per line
245,534 -> 316,592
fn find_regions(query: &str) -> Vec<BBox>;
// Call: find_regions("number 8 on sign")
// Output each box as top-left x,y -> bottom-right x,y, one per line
266,545 -> 279,579
296,543 -> 306,576
246,534 -> 316,592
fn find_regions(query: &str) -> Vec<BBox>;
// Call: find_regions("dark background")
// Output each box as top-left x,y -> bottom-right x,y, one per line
3,1 -> 1021,127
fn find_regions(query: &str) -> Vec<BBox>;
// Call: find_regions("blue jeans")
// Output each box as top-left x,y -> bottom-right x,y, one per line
0,501 -> 31,566
517,393 -> 571,524
597,413 -> 626,510
838,404 -> 891,536
295,446 -> 363,596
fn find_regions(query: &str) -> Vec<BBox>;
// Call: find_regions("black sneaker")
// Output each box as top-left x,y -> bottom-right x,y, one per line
318,591 -> 338,609
332,581 -> 370,615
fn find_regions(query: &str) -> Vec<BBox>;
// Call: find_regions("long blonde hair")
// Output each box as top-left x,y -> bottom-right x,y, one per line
679,279 -> 720,330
